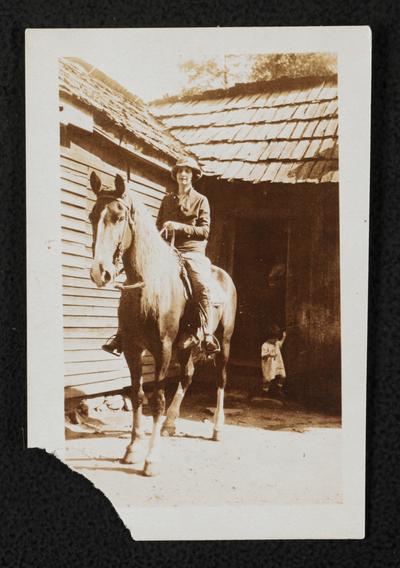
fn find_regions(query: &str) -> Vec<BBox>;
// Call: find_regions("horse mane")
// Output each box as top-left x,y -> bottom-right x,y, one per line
128,194 -> 182,317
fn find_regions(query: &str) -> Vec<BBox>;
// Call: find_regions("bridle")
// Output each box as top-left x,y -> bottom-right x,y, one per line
92,193 -> 144,291
92,192 -> 178,291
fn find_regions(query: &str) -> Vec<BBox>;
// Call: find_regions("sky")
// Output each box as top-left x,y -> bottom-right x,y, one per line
63,30 -> 259,102
82,51 -> 194,102
62,29 -> 335,103
85,52 -> 255,102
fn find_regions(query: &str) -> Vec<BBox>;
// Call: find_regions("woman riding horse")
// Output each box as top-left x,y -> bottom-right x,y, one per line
103,156 -> 219,356
89,164 -> 236,476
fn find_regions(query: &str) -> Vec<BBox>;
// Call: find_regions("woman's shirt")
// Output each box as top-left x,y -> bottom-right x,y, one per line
156,187 -> 210,253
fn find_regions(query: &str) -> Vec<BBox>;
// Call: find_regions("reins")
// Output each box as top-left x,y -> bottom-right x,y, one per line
159,226 -> 176,249
94,194 -> 177,292
94,194 -> 145,292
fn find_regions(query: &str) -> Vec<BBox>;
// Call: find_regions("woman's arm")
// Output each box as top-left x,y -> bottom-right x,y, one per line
163,196 -> 210,240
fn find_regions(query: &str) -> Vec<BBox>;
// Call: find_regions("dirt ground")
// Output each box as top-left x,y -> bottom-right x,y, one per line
65,385 -> 342,508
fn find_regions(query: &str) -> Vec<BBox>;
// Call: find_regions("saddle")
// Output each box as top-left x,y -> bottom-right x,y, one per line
172,248 -> 225,306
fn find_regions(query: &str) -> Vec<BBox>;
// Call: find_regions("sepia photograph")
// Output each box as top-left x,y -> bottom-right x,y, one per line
26,27 -> 370,540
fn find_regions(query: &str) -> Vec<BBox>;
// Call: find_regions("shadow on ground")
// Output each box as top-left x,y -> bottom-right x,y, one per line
66,384 -> 341,441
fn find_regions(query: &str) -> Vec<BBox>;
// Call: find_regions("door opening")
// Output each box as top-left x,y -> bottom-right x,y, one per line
231,217 -> 289,365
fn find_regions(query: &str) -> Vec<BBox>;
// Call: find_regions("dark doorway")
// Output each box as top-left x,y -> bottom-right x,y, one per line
231,217 -> 289,365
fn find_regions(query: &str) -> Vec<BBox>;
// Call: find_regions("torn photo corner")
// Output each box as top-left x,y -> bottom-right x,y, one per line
26,26 -> 371,541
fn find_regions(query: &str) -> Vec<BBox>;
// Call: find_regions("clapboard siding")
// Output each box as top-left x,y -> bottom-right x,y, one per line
64,305 -> 118,316
62,277 -> 117,293
64,349 -> 154,363
63,284 -> 115,298
66,367 -> 155,387
62,253 -> 93,269
63,266 -> 87,278
64,316 -> 119,327
61,190 -> 88,209
65,359 -> 155,376
61,144 -> 168,398
63,294 -> 119,307
62,228 -> 92,246
62,241 -> 92,258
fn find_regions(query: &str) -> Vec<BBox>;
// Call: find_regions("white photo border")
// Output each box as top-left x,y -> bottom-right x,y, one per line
26,26 -> 371,540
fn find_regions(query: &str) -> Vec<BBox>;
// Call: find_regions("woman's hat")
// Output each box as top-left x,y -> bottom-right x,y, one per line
171,156 -> 202,181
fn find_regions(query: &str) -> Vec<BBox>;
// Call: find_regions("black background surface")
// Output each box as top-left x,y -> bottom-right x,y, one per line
0,1 -> 399,566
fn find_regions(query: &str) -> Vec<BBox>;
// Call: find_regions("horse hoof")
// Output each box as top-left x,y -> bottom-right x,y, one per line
212,430 -> 222,442
143,460 -> 161,477
120,449 -> 142,465
161,425 -> 176,437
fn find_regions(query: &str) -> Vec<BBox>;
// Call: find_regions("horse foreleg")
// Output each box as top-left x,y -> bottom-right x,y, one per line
213,339 -> 230,442
162,350 -> 194,437
121,350 -> 145,464
143,340 -> 171,477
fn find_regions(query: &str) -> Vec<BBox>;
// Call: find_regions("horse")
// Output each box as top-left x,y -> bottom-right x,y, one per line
88,171 -> 237,476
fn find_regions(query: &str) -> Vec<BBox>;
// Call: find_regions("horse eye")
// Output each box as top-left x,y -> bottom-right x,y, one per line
118,216 -> 125,223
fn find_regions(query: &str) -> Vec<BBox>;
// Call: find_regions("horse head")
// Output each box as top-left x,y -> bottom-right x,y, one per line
89,171 -> 133,287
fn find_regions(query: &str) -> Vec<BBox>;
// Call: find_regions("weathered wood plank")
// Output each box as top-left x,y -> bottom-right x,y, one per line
60,168 -> 88,186
65,358 -> 134,376
64,377 -> 131,398
64,369 -> 132,386
61,202 -> 88,221
64,367 -> 155,387
62,295 -> 119,308
62,265 -> 88,278
60,155 -> 88,174
62,240 -> 92,259
60,176 -> 89,195
130,172 -> 166,194
64,373 -> 158,398
61,215 -> 90,234
63,305 -> 117,317
65,349 -> 114,363
64,337 -> 108,350
129,183 -> 165,203
63,275 -> 100,289
63,315 -> 119,328
61,189 -> 88,209
64,348 -> 154,364
62,279 -> 119,296
131,194 -> 161,212
65,360 -> 154,377
62,228 -> 92,246
62,253 -> 92,269
63,327 -> 118,339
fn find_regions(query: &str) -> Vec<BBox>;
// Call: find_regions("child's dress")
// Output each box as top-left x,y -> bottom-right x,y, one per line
261,338 -> 286,388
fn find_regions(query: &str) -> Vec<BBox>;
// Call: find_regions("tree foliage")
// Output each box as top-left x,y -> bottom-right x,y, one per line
250,53 -> 336,82
176,53 -> 336,97
179,58 -> 226,96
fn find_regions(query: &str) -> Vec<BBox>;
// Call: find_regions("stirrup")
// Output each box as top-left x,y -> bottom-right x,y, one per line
102,335 -> 122,357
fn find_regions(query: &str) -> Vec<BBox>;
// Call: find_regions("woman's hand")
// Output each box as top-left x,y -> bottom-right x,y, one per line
163,221 -> 182,231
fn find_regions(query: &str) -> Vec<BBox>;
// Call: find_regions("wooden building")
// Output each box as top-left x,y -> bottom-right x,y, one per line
152,77 -> 341,408
59,58 -> 188,399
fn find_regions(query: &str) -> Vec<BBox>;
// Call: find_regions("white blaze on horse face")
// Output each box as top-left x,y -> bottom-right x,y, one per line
90,208 -> 117,287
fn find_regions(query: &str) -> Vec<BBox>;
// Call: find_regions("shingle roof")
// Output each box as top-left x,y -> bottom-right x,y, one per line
59,58 -> 187,162
151,76 -> 338,184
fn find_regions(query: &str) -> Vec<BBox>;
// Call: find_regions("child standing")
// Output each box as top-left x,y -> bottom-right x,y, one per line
261,325 -> 287,394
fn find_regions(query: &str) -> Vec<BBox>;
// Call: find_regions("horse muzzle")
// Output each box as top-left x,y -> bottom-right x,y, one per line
90,260 -> 115,288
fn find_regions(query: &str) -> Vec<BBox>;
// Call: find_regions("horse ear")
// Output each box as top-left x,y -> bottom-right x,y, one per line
90,171 -> 102,195
115,174 -> 126,197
